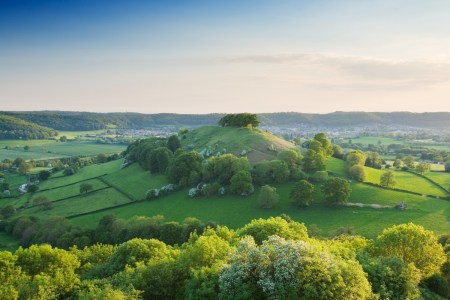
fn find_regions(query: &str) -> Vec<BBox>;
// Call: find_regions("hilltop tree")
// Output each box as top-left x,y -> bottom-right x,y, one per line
258,185 -> 279,209
218,113 -> 260,128
321,177 -> 351,205
380,171 -> 396,188
290,179 -> 314,207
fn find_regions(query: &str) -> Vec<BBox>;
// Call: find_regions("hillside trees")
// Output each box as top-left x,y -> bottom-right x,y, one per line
252,160 -> 290,185
230,170 -> 254,195
203,154 -> 250,185
349,165 -> 366,182
167,135 -> 182,153
168,151 -> 203,186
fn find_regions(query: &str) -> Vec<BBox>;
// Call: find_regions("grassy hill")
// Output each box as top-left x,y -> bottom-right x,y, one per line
181,126 -> 294,163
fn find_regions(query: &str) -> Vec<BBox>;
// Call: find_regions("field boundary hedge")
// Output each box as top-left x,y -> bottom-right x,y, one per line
66,198 -> 146,219
97,176 -> 136,201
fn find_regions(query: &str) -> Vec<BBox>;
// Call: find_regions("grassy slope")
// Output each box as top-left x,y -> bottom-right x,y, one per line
181,126 -> 294,163
426,172 -> 450,191
326,157 -> 447,197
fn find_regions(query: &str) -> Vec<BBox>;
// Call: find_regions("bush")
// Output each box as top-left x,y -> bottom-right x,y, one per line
349,165 -> 366,182
258,185 -> 279,209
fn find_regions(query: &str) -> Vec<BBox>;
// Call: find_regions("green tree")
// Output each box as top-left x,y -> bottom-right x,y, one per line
393,159 -> 403,169
218,113 -> 260,128
237,217 -> 308,244
1,205 -> 16,218
380,171 -> 396,188
372,223 -> 446,279
80,183 -> 94,194
167,135 -> 182,153
290,179 -> 314,207
148,147 -> 173,174
203,154 -> 249,185
97,153 -> 108,163
321,177 -> 351,205
33,196 -> 52,210
167,151 -> 203,186
332,144 -> 344,159
445,162 -> 450,173
302,149 -> 325,173
38,170 -> 51,181
258,185 -> 279,209
219,236 -> 372,300
403,155 -> 415,169
27,184 -> 38,193
277,148 -> 302,171
230,170 -> 254,195
415,162 -> 431,175
18,162 -> 31,175
313,133 -> 333,156
349,165 -> 366,182
346,150 -> 366,168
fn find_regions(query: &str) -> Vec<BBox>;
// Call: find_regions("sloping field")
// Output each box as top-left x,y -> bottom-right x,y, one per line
182,126 -> 294,163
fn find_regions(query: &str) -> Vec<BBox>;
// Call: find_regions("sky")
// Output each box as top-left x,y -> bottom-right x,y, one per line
1,0 -> 450,114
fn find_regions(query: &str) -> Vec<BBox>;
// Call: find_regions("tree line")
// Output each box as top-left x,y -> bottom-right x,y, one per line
1,215 -> 449,299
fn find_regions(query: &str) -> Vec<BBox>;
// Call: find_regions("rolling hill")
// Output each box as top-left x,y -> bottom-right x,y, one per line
181,126 -> 295,163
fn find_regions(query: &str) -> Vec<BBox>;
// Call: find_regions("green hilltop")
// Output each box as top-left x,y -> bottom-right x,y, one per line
181,126 -> 295,163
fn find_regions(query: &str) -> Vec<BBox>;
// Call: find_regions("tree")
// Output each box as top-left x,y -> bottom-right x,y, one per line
148,147 -> 173,174
167,151 -> 203,186
97,153 -> 108,163
18,162 -> 31,175
290,179 -> 314,207
346,150 -> 366,168
380,171 -> 396,188
219,236 -> 372,300
38,170 -> 51,181
415,162 -> 431,175
332,144 -> 343,159
23,145 -> 30,151
349,165 -> 366,182
27,184 -> 38,193
33,196 -> 52,210
445,162 -> 450,173
372,223 -> 446,279
203,154 -> 249,185
230,170 -> 254,195
321,177 -> 351,205
393,159 -> 403,169
258,185 -> 279,209
277,148 -> 302,171
313,133 -> 333,157
167,135 -> 182,153
365,151 -> 382,169
80,183 -> 94,194
403,155 -> 415,169
1,205 -> 16,218
302,149 -> 325,173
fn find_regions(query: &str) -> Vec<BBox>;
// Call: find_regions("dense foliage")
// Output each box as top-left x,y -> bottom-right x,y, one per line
1,216 -> 448,299
218,113 -> 260,128
0,114 -> 57,139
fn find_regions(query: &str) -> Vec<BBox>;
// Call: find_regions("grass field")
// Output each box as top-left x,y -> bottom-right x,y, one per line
70,180 -> 450,239
0,139 -> 126,161
426,172 -> 450,191
103,164 -> 168,200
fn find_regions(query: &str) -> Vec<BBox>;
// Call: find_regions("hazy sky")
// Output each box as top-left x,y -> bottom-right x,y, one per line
1,0 -> 450,113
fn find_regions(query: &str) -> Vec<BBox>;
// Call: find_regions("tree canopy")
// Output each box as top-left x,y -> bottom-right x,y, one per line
218,113 -> 260,128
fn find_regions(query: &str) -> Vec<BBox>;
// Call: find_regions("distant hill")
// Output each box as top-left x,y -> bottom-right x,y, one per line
2,111 -> 450,130
0,114 -> 58,140
181,126 -> 295,163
